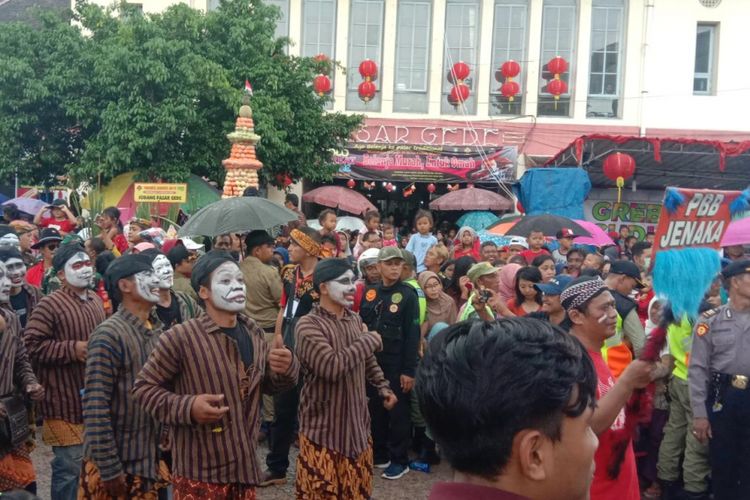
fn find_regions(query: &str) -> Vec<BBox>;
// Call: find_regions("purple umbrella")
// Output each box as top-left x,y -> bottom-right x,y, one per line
721,217 -> 750,247
3,197 -> 48,216
573,220 -> 615,247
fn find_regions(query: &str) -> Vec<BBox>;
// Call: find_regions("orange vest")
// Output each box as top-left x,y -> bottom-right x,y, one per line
601,314 -> 633,379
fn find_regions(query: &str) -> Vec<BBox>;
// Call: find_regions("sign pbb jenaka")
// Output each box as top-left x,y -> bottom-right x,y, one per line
651,188 -> 738,255
134,183 -> 187,203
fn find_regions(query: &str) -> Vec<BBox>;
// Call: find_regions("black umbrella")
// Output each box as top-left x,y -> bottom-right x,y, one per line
178,197 -> 298,237
503,214 -> 591,238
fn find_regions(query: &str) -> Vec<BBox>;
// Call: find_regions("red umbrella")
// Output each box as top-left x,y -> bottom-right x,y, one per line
302,186 -> 376,216
429,186 -> 512,211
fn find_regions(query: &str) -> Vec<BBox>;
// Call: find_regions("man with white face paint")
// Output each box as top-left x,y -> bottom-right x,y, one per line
81,254 -> 168,499
140,249 -> 201,329
24,242 -> 106,499
0,247 -> 42,328
294,258 -> 396,499
133,251 -> 299,498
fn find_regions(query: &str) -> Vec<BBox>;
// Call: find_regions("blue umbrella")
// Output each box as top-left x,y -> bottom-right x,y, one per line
478,230 -> 511,247
457,211 -> 500,231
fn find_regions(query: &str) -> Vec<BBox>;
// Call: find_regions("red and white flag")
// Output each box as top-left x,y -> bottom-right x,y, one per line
244,79 -> 254,96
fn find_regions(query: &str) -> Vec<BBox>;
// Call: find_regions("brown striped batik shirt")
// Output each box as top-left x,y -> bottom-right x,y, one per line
132,312 -> 299,485
83,308 -> 163,482
24,286 -> 106,424
295,303 -> 392,458
0,307 -> 37,397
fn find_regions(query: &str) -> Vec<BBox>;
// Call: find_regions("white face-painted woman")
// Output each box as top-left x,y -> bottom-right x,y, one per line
64,252 -> 94,289
209,261 -> 247,312
3,257 -> 26,288
133,269 -> 162,303
0,261 -> 12,303
152,254 -> 174,289
324,269 -> 357,308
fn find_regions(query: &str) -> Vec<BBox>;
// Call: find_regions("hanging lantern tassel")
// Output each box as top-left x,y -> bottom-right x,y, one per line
616,176 -> 625,203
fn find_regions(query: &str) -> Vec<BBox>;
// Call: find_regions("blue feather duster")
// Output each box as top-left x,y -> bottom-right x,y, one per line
663,188 -> 685,215
730,188 -> 750,216
653,248 -> 721,320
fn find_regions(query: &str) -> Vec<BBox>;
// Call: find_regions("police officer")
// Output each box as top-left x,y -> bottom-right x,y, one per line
690,259 -> 750,500
359,247 -> 420,480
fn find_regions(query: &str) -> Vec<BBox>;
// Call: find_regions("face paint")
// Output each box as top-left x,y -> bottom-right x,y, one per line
209,262 -> 246,312
134,269 -> 161,303
0,262 -> 11,302
152,254 -> 174,289
0,234 -> 19,249
4,257 -> 26,287
326,270 -> 357,307
63,252 -> 94,289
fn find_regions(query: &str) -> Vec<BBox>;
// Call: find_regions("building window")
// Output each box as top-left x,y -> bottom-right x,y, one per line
538,0 -> 577,117
490,0 -> 529,116
303,0 -> 337,109
265,0 -> 290,39
587,0 -> 625,118
346,0 -> 385,111
441,0 -> 481,115
694,23 -> 717,95
393,0 -> 432,113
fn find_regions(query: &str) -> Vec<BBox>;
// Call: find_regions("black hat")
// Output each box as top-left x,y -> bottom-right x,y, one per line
244,230 -> 274,251
47,199 -> 67,208
0,247 -> 23,262
52,242 -> 87,272
190,250 -> 236,293
722,259 -> 750,279
609,260 -> 644,288
167,244 -> 190,268
31,228 -> 63,250
105,254 -> 154,298
313,258 -> 352,292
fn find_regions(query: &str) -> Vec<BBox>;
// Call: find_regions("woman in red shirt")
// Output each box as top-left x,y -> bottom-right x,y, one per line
96,206 -> 129,255
505,266 -> 542,316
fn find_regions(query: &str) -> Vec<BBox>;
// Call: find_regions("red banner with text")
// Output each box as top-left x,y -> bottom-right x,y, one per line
651,188 -> 739,255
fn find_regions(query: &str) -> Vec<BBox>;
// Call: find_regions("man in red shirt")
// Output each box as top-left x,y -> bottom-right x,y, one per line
26,228 -> 62,289
418,318 -> 599,500
33,199 -> 78,235
561,276 -> 655,500
519,229 -> 550,264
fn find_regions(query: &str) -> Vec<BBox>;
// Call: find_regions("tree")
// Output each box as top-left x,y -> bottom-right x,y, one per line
0,0 -> 362,187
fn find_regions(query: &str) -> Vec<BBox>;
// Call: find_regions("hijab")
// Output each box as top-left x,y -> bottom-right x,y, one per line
418,271 -> 457,327
497,263 -> 522,302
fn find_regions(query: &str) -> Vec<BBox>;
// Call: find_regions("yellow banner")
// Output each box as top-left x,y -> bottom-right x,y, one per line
134,183 -> 187,203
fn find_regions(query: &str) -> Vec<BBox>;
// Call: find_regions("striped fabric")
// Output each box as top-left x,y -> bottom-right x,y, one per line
295,304 -> 391,458
82,308 -> 164,482
23,286 -> 106,424
0,307 -> 37,400
132,313 -> 299,485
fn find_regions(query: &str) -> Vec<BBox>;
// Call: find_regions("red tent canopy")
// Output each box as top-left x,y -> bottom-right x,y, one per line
544,134 -> 750,190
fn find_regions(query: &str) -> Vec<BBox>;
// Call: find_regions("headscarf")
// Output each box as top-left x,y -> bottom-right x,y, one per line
290,228 -> 321,257
273,247 -> 289,265
453,226 -> 481,260
497,263 -> 521,302
419,271 -> 457,327
561,276 -> 607,311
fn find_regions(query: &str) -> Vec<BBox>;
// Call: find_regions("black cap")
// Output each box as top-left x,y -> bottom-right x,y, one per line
722,259 -> 750,279
105,254 -> 154,298
48,199 -> 67,208
31,228 -> 63,249
609,260 -> 644,288
244,230 -> 274,251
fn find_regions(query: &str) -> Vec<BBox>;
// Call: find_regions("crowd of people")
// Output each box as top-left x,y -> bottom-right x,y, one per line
0,193 -> 748,500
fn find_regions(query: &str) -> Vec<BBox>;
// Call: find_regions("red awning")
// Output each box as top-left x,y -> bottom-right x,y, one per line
544,134 -> 750,190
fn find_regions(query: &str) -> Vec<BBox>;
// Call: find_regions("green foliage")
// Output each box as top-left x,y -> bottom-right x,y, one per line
0,0 -> 362,188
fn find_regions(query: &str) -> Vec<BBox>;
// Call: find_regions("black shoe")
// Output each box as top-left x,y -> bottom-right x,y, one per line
258,469 -> 286,487
412,426 -> 426,454
658,480 -> 680,500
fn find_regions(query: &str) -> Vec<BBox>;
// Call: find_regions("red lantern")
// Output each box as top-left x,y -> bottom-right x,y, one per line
313,74 -> 332,96
547,79 -> 568,99
313,53 -> 329,63
346,178 -> 356,189
500,81 -> 520,101
358,59 -> 378,81
501,60 -> 521,79
547,56 -> 569,76
602,152 -> 636,202
450,61 -> 471,83
427,183 -> 436,193
448,84 -> 471,105
358,81 -> 377,102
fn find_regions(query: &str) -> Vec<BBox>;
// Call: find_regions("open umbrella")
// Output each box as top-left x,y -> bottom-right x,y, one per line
429,186 -> 512,211
504,214 -> 591,238
457,211 -> 500,231
3,197 -> 48,216
307,216 -> 366,233
178,197 -> 298,237
572,220 -> 615,247
302,186 -> 376,216
485,215 -> 522,235
721,217 -> 750,246
477,230 -> 511,247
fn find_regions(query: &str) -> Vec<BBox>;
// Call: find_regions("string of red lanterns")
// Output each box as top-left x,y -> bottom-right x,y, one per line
358,59 -> 378,102
447,61 -> 471,107
546,56 -> 569,109
499,60 -> 521,102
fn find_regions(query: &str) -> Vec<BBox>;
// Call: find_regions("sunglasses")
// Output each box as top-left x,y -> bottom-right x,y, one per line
45,243 -> 59,251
